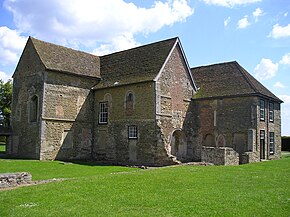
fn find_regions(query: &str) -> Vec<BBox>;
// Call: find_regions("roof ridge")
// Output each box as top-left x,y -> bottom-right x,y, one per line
30,36 -> 99,58
28,36 -> 101,78
101,37 -> 179,57
28,37 -> 47,69
233,62 -> 258,93
191,61 -> 238,70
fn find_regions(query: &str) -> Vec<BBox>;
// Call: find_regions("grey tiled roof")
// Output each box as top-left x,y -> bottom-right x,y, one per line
191,61 -> 282,102
30,37 -> 101,78
95,37 -> 178,89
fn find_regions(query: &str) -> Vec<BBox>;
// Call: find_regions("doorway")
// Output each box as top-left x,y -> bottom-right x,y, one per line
170,130 -> 187,161
260,130 -> 265,160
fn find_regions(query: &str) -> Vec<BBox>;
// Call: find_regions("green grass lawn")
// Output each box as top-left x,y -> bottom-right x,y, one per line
0,142 -> 5,152
0,156 -> 289,217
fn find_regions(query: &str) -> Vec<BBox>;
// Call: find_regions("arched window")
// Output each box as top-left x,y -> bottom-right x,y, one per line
127,92 -> 133,102
30,95 -> 38,122
125,91 -> 135,115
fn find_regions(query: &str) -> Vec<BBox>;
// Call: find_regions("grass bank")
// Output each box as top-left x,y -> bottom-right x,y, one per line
0,156 -> 289,216
0,142 -> 5,152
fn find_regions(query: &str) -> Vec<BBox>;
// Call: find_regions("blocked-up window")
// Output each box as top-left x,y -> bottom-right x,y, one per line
269,102 -> 274,122
61,130 -> 73,149
269,132 -> 275,155
30,95 -> 38,122
128,125 -> 138,139
260,99 -> 265,121
99,102 -> 108,124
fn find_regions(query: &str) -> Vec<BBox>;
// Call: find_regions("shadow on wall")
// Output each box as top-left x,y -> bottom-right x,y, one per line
181,100 -> 202,162
53,93 -> 94,161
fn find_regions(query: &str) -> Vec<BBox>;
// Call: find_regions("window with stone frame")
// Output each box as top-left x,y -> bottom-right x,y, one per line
125,91 -> 135,115
269,102 -> 274,122
260,99 -> 265,121
128,125 -> 138,139
99,102 -> 108,124
30,95 -> 38,122
269,132 -> 275,155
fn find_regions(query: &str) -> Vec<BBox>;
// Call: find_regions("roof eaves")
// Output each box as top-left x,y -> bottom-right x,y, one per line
153,38 -> 178,82
29,37 -> 49,69
13,36 -> 46,78
193,92 -> 283,103
233,61 -> 258,93
47,68 -> 101,80
177,38 -> 198,91
153,38 -> 197,91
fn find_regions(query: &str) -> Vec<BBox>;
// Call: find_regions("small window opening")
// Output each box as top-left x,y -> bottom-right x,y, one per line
99,102 -> 108,124
126,92 -> 135,115
269,132 -> 275,155
269,103 -> 274,122
260,99 -> 265,121
30,95 -> 38,122
128,125 -> 138,139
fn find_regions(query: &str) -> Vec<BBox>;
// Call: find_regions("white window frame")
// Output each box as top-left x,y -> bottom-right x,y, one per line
269,102 -> 274,122
128,125 -> 138,139
99,102 -> 108,124
269,132 -> 274,155
260,99 -> 265,121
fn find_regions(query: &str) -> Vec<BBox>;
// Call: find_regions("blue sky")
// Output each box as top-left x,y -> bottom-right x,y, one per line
0,0 -> 289,135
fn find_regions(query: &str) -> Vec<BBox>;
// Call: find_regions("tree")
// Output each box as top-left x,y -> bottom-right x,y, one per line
0,80 -> 12,126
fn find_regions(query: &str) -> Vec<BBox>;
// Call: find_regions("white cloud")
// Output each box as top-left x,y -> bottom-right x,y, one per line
0,26 -> 27,65
273,81 -> 286,88
284,12 -> 288,17
201,0 -> 261,7
0,70 -> 11,82
268,23 -> 290,38
237,15 -> 250,29
4,0 -> 194,53
279,53 -> 290,65
254,58 -> 279,80
92,33 -> 140,55
224,16 -> 231,27
280,95 -> 290,104
252,8 -> 264,22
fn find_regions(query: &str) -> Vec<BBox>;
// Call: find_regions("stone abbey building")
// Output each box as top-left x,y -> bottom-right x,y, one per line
7,37 -> 282,166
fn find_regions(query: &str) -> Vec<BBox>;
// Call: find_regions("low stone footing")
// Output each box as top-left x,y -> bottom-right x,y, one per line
201,146 -> 239,165
240,152 -> 260,164
0,172 -> 32,188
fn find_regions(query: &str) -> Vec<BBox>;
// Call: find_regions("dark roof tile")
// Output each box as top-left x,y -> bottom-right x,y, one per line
191,61 -> 282,102
30,37 -> 101,78
95,37 -> 178,88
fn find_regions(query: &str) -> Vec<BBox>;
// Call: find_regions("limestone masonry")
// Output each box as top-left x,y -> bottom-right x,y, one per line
7,37 -> 282,166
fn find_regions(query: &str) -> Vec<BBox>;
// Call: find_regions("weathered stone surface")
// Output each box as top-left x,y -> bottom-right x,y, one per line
201,146 -> 239,165
0,172 -> 32,188
8,37 -> 282,166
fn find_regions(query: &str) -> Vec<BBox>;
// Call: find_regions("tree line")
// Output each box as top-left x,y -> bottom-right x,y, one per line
0,80 -> 12,126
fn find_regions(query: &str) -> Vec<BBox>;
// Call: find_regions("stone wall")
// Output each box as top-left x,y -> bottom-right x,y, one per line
40,71 -> 98,160
201,146 -> 239,165
256,97 -> 281,160
10,39 -> 45,159
191,96 -> 259,162
191,95 -> 281,163
240,151 -> 260,164
155,45 -> 195,164
93,82 -> 157,165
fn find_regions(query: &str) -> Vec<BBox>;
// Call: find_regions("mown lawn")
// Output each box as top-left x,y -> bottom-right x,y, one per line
0,155 -> 289,217
0,142 -> 5,152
